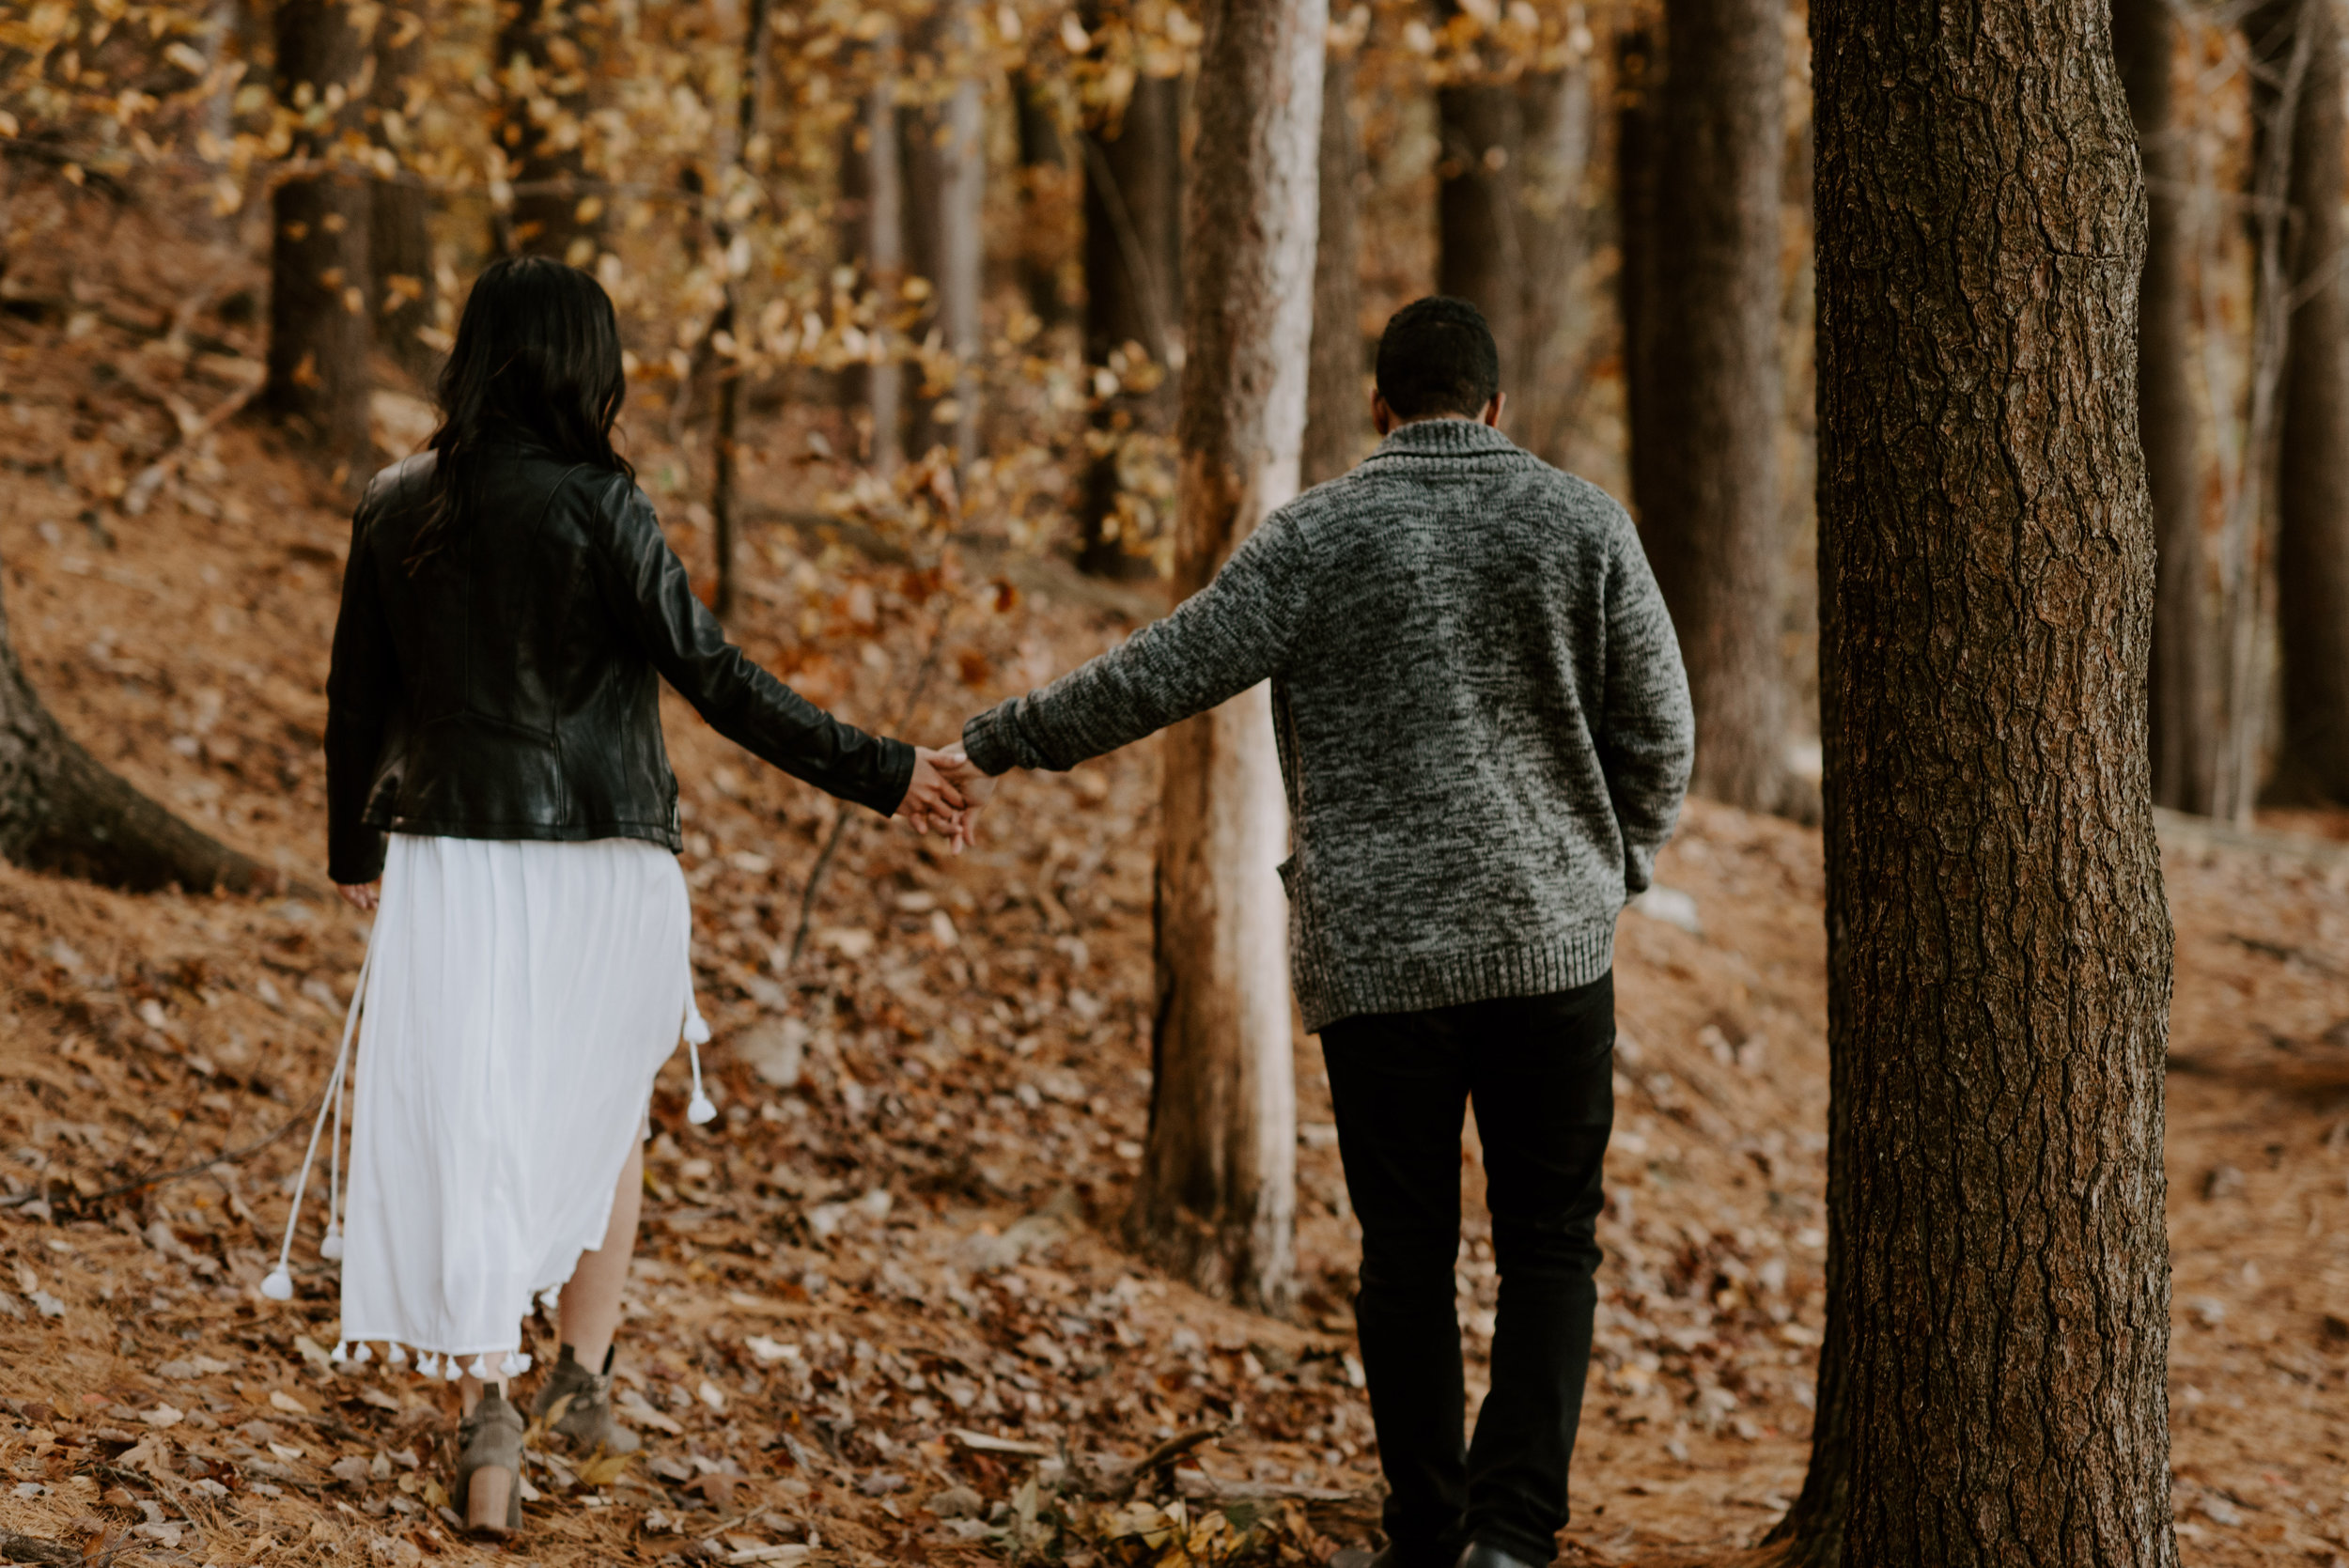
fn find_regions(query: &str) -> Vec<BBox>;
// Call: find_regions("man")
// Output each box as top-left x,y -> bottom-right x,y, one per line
956,296 -> 1692,1568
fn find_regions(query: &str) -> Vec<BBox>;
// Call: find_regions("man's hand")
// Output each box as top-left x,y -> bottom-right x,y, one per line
897,747 -> 974,851
336,880 -> 381,912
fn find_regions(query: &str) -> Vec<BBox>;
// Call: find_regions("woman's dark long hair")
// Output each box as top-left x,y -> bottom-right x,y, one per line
409,256 -> 634,569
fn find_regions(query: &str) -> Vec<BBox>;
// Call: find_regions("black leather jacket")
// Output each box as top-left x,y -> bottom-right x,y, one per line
325,445 -> 912,884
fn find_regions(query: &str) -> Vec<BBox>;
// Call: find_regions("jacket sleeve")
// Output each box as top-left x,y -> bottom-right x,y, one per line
1595,512 -> 1694,895
584,479 -> 915,816
958,504 -> 1317,775
324,492 -> 397,885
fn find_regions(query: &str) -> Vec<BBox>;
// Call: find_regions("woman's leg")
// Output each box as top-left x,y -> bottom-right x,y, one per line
458,1355 -> 510,1417
559,1139 -> 645,1372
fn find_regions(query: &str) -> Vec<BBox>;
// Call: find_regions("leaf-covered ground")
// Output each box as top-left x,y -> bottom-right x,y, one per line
5,190 -> 2349,1568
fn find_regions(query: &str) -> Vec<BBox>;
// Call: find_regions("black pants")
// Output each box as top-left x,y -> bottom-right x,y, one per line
1320,973 -> 1614,1568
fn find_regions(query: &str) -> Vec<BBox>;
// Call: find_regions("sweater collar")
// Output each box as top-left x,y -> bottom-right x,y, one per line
1367,417 -> 1521,461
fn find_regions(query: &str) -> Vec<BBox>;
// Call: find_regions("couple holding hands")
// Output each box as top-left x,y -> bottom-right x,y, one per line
321,257 -> 1692,1568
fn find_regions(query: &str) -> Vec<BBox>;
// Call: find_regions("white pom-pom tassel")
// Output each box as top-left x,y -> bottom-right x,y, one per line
417,1353 -> 441,1377
506,1351 -> 532,1375
386,1343 -> 408,1367
319,1226 -> 345,1262
442,1357 -> 462,1383
260,1268 -> 293,1301
467,1355 -> 492,1379
351,1343 -> 373,1365
330,1342 -> 351,1367
687,1090 -> 717,1125
537,1287 -> 561,1312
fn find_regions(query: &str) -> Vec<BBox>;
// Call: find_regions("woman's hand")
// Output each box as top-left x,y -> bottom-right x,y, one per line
931,751 -> 992,848
896,747 -> 974,851
337,880 -> 381,912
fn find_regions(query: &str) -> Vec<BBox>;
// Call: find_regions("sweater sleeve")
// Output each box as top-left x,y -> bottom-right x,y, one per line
324,486 -> 399,886
1595,513 -> 1694,895
585,479 -> 915,816
960,504 -> 1315,774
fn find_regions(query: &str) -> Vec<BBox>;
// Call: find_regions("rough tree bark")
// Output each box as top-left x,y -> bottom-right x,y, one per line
2253,0 -> 2349,805
1435,39 -> 1522,382
0,574 -> 272,895
1124,0 -> 1319,1312
837,71 -> 905,474
369,2 -> 440,385
2114,0 -> 2212,815
901,13 -> 984,475
494,0 -> 600,263
1300,37 -> 1364,489
1076,54 -> 1184,578
1633,0 -> 1789,815
264,0 -> 374,466
1778,3 -> 2180,1563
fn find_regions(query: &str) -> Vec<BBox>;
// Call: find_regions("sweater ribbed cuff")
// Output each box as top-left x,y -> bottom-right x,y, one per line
1293,918 -> 1618,1035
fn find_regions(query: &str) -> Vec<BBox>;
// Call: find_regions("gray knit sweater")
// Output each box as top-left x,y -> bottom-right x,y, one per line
962,418 -> 1693,1032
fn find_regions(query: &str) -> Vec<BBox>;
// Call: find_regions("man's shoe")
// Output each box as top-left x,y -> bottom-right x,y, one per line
1455,1545 -> 1546,1568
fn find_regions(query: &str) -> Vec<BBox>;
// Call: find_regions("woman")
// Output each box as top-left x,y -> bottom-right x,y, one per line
322,256 -> 971,1536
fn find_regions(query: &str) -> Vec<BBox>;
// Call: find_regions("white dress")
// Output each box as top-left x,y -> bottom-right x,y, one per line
331,832 -> 705,1368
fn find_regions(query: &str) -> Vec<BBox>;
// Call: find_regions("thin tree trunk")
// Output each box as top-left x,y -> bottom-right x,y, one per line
1637,0 -> 1789,814
1435,64 -> 1523,381
1615,25 -> 1669,555
705,0 -> 770,623
2115,0 -> 2214,815
838,73 -> 905,474
1125,0 -> 1319,1313
369,2 -> 440,386
901,15 -> 984,475
264,0 -> 374,469
1301,39 -> 1364,489
1015,65 -> 1073,331
2218,4 -> 2316,825
2259,0 -> 2349,805
0,572 -> 274,895
1789,1 -> 2179,1562
1512,61 -> 1593,467
1077,63 -> 1184,576
495,0 -> 600,263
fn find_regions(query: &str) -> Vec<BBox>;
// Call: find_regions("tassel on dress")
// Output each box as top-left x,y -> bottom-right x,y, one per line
684,1002 -> 716,1125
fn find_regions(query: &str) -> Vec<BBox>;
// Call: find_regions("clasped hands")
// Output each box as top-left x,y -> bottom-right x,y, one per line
894,746 -> 991,853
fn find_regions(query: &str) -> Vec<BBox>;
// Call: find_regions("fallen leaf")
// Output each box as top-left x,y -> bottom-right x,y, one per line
269,1390 -> 309,1416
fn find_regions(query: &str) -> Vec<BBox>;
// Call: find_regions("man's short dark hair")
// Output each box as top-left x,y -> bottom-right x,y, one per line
1375,296 -> 1501,420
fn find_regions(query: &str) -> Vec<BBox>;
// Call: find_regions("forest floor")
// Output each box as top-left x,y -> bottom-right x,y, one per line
5,203 -> 2349,1568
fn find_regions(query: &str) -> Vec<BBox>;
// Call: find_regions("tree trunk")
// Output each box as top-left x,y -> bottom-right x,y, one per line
1300,39 -> 1364,489
1125,0 -> 1319,1313
1435,69 -> 1522,382
1077,59 -> 1185,577
1615,25 -> 1669,559
901,16 -> 985,476
495,0 -> 600,264
0,573 -> 273,895
369,2 -> 440,387
1015,66 -> 1074,331
1787,2 -> 2179,1563
707,0 -> 770,622
264,0 -> 374,468
1512,61 -> 1594,466
2258,0 -> 2349,805
838,75 -> 905,474
1634,0 -> 1789,815
2114,0 -> 2212,815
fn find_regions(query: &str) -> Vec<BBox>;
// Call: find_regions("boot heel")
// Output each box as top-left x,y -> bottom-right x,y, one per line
465,1464 -> 514,1536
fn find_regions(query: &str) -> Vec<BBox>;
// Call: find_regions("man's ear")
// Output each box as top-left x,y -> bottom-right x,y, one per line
1481,391 -> 1506,429
1370,389 -> 1394,437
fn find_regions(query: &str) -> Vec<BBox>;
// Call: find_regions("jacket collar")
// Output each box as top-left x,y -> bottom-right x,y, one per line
1366,417 -> 1521,461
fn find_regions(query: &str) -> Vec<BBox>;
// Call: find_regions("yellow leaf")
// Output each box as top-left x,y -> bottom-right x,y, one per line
576,1452 -> 633,1486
